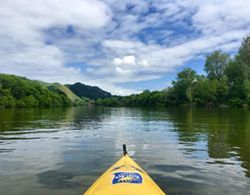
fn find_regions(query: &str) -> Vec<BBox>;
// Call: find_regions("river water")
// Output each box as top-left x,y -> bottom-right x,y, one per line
0,107 -> 250,195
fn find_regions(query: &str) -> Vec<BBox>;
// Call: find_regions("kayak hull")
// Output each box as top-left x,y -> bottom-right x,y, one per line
84,154 -> 165,195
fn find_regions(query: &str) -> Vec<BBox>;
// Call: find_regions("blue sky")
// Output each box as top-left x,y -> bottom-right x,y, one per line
0,0 -> 250,95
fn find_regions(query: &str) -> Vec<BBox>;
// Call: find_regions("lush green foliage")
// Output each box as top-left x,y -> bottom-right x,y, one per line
0,74 -> 73,108
204,51 -> 230,80
96,37 -> 250,108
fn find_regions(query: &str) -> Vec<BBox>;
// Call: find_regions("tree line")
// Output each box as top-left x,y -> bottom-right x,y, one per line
96,37 -> 250,108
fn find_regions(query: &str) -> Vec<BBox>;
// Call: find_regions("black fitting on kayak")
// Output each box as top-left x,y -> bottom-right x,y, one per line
123,144 -> 127,156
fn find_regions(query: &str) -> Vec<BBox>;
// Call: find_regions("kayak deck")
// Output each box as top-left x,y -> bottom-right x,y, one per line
84,146 -> 165,195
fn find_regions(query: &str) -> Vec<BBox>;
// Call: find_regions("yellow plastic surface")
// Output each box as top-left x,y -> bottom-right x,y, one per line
84,154 -> 166,195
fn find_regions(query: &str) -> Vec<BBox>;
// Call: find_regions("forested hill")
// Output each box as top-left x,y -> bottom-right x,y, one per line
66,82 -> 112,100
0,74 -> 112,108
0,74 -> 75,108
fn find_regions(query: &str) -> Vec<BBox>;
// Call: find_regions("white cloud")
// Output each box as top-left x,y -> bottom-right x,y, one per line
113,58 -> 123,66
123,56 -> 136,65
192,0 -> 250,35
111,55 -> 150,77
139,60 -> 149,67
113,55 -> 135,66
115,67 -> 131,75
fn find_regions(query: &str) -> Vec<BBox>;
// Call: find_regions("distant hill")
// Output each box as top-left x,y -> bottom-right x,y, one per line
67,82 -> 112,100
48,83 -> 87,106
35,81 -> 86,106
47,83 -> 81,102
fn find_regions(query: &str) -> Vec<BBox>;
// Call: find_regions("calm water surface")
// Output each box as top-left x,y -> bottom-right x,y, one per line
0,107 -> 250,195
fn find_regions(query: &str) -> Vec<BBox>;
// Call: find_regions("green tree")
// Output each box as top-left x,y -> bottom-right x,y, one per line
238,36 -> 250,79
225,61 -> 247,107
239,37 -> 250,66
17,95 -> 39,108
244,80 -> 250,105
172,68 -> 197,104
205,51 -> 230,80
192,76 -> 228,106
0,95 -> 16,108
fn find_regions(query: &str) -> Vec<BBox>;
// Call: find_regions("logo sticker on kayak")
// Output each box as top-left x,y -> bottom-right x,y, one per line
112,172 -> 142,184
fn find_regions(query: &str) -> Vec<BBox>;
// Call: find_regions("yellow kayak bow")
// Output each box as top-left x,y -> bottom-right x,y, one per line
84,145 -> 166,195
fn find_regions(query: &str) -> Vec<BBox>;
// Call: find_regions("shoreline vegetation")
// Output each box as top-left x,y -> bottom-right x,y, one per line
1,36 -> 250,109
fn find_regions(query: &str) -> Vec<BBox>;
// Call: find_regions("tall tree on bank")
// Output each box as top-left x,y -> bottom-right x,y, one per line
239,37 -> 250,65
225,60 -> 247,106
204,51 -> 230,80
225,36 -> 250,106
172,68 -> 197,104
238,36 -> 250,79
